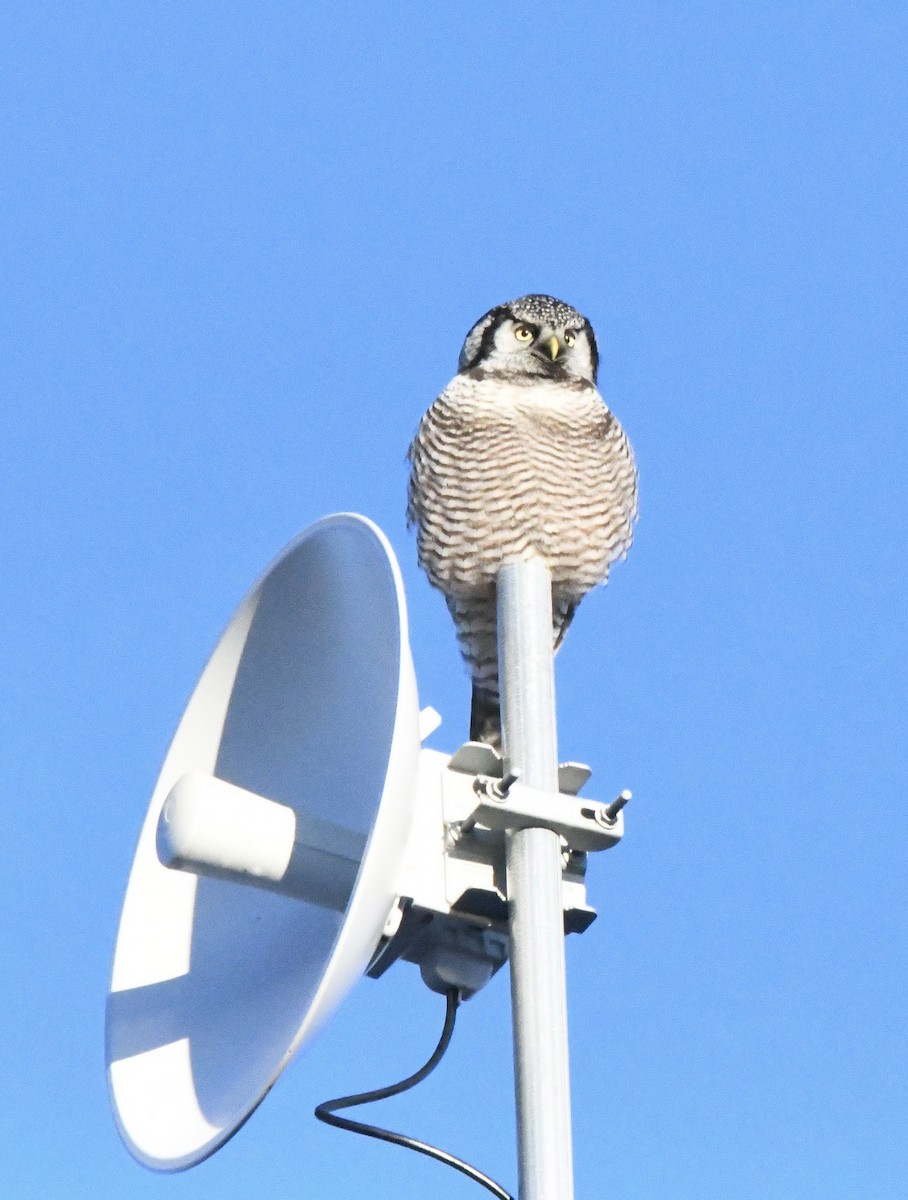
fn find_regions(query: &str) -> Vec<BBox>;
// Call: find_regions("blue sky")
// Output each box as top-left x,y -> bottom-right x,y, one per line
3,3 -> 906,1197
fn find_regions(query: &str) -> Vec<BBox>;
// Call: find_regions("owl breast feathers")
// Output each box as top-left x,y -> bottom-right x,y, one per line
407,295 -> 637,745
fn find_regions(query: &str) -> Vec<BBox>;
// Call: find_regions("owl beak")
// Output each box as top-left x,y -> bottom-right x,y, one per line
544,335 -> 562,361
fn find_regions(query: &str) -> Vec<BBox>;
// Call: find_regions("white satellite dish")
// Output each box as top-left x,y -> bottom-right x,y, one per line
106,511 -> 628,1200
105,514 -> 422,1171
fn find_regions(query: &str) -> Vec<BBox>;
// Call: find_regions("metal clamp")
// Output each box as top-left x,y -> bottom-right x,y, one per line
468,775 -> 629,853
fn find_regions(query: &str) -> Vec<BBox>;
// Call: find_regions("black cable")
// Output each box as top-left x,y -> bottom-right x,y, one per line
315,989 -> 514,1200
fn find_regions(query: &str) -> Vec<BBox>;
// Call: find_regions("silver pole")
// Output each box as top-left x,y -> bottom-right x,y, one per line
498,559 -> 574,1200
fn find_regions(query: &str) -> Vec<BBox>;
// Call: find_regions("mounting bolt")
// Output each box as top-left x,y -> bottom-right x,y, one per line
596,789 -> 632,827
445,821 -> 464,848
475,770 -> 521,803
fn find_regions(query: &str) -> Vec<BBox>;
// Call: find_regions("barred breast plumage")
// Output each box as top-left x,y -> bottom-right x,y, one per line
407,295 -> 637,746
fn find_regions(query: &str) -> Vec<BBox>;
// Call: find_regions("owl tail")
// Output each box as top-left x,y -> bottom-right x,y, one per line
470,684 -> 501,750
460,593 -> 579,751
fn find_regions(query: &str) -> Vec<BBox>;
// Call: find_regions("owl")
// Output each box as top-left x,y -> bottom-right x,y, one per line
407,294 -> 637,748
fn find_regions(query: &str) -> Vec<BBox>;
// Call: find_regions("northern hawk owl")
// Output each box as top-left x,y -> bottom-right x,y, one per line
407,294 -> 637,747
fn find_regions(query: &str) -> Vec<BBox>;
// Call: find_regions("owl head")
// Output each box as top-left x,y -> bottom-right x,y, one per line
457,294 -> 599,383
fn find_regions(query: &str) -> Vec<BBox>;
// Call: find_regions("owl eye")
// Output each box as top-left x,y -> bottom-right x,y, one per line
564,330 -> 577,347
513,324 -> 535,343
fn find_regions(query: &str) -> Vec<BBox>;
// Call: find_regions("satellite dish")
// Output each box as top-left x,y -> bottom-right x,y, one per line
105,514 -> 422,1171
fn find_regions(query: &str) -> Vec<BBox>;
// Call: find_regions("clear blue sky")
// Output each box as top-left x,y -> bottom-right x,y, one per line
3,4 -> 906,1197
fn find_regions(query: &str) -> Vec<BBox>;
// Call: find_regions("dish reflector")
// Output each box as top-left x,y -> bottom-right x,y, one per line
106,514 -> 421,1170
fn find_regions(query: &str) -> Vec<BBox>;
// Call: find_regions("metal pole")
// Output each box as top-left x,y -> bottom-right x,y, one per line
498,559 -> 574,1200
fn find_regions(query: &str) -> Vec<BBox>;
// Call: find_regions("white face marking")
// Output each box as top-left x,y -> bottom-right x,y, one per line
457,296 -> 598,382
481,317 -> 595,382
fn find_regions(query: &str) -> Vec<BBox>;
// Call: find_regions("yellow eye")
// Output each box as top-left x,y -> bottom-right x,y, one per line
514,324 -> 534,342
564,330 -> 577,347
